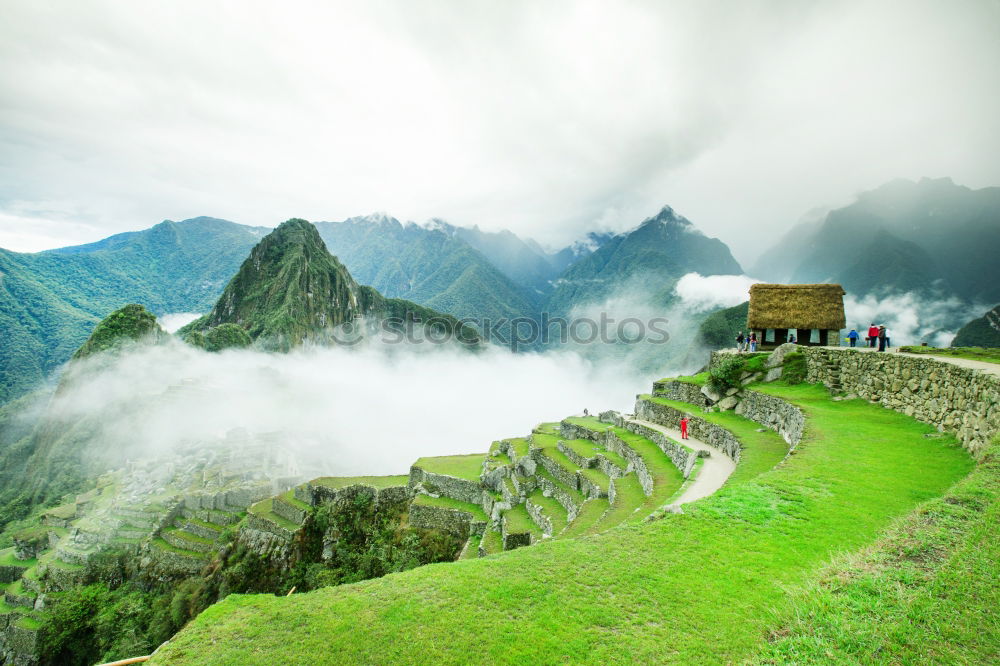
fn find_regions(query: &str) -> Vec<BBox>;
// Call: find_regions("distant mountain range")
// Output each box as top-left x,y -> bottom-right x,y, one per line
751,177 -> 1000,303
4,176 -> 996,405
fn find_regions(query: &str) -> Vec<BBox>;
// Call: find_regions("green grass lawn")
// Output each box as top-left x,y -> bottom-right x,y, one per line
412,454 -> 486,481
152,383 -> 976,665
899,345 -> 1000,364
310,475 -> 409,490
752,437 -> 1000,664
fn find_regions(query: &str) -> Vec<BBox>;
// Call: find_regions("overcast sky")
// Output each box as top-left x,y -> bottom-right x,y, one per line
2,1 -> 999,264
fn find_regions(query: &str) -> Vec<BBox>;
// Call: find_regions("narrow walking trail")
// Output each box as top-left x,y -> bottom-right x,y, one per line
629,418 -> 737,506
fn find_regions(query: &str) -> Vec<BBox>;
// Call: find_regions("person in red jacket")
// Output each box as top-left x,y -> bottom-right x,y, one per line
867,323 -> 879,348
680,416 -> 690,440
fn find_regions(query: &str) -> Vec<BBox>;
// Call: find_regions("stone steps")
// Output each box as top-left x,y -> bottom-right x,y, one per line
160,527 -> 215,554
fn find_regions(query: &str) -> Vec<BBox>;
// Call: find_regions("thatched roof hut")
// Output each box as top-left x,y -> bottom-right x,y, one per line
747,283 -> 846,330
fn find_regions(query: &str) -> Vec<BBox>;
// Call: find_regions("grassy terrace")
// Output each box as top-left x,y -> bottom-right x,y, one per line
411,494 -> 488,522
248,498 -> 302,532
534,467 -> 584,504
311,475 -> 409,490
558,437 -> 602,459
150,537 -> 206,559
505,437 -> 531,458
0,548 -> 35,569
278,489 -> 311,512
151,383 -> 976,664
559,499 -> 610,538
412,454 -> 486,481
501,504 -> 540,538
563,415 -> 609,433
526,491 -> 568,534
639,394 -> 789,485
899,345 -> 1000,365
607,426 -> 686,512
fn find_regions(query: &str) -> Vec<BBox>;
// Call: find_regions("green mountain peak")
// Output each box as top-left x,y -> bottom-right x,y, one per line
183,218 -> 478,350
72,303 -> 164,360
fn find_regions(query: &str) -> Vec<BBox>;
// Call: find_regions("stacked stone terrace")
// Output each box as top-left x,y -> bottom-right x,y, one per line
399,377 -> 753,558
0,432 -> 306,664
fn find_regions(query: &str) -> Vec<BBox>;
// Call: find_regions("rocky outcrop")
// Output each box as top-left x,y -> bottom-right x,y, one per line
801,348 -> 999,455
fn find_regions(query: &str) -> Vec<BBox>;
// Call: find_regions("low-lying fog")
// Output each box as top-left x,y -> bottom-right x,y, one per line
54,340 -> 649,479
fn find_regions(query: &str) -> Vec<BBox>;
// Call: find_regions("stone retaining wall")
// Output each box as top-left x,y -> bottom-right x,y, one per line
408,467 -> 482,504
612,416 -> 700,479
634,398 -> 744,462
801,348 -> 999,455
734,391 -> 806,445
408,503 -> 485,539
651,380 -> 709,407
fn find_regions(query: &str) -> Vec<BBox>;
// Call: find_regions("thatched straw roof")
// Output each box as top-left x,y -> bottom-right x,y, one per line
747,283 -> 846,330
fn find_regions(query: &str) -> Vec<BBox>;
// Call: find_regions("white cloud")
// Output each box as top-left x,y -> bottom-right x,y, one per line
675,273 -> 763,310
158,313 -> 202,333
1,1 -> 998,255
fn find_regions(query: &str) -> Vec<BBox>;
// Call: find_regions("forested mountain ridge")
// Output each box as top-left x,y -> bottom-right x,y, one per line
0,217 -> 268,403
544,206 -> 743,315
314,215 -> 543,326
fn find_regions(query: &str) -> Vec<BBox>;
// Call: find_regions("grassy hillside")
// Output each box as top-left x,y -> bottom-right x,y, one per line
151,383 -> 974,664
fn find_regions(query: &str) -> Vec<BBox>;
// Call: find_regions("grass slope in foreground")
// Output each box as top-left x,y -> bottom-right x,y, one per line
152,384 -> 973,664
752,435 -> 1000,664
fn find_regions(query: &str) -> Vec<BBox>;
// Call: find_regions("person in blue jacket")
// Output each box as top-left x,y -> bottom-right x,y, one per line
847,329 -> 859,347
